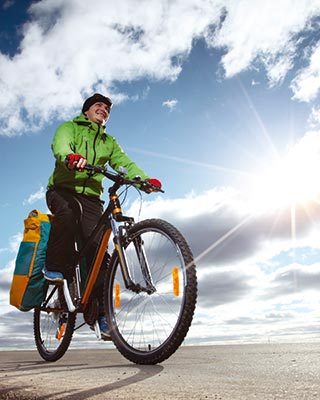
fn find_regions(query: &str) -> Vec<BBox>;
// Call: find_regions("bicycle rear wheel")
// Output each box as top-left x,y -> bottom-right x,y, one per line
34,282 -> 76,362
105,218 -> 197,364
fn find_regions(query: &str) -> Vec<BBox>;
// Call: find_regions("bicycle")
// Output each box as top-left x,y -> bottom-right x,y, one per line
33,165 -> 198,364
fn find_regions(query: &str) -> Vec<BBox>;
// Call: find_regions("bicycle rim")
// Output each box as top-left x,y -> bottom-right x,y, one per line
34,283 -> 76,362
105,218 -> 197,364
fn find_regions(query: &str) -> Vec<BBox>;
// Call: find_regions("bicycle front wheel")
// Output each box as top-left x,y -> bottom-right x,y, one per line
105,218 -> 197,364
34,283 -> 76,362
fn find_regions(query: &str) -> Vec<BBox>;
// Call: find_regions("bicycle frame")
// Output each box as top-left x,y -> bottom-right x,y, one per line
34,166 -> 197,364
62,168 -> 158,314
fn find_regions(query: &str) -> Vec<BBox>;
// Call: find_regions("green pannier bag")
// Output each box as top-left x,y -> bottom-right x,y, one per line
10,210 -> 51,311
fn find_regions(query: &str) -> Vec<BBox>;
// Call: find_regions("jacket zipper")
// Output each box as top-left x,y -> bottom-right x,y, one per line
92,125 -> 100,166
82,126 -> 100,194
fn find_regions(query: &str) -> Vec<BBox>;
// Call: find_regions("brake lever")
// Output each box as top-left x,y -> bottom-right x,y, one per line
140,181 -> 165,193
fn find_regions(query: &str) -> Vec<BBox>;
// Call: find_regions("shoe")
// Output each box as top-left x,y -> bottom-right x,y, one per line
42,266 -> 64,283
98,316 -> 112,341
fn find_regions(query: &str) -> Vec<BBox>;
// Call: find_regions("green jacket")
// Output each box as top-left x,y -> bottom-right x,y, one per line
48,114 -> 149,197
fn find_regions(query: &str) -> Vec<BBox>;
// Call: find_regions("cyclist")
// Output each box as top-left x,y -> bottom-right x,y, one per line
43,93 -> 161,340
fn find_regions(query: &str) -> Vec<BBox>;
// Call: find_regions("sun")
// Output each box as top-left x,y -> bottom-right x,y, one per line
248,132 -> 320,213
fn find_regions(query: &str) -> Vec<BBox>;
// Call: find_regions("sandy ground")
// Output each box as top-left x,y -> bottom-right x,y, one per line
1,342 -> 320,399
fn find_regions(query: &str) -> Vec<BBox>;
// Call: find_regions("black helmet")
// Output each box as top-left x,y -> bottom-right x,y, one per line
82,93 -> 113,114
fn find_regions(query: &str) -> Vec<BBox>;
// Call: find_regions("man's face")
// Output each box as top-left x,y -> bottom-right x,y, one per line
85,102 -> 110,125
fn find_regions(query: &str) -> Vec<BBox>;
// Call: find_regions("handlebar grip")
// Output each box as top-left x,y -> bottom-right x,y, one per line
83,164 -> 164,192
140,181 -> 165,193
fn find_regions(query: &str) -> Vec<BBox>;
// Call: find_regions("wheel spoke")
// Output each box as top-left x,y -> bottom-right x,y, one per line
34,283 -> 76,361
106,219 -> 197,364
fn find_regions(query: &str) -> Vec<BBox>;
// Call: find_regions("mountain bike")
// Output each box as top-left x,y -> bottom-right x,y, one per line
33,165 -> 197,364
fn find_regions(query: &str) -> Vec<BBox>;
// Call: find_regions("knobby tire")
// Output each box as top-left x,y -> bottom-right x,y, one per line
104,218 -> 197,364
33,284 -> 76,362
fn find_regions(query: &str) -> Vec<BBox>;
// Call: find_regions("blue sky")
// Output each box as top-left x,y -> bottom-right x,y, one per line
2,0 -> 320,349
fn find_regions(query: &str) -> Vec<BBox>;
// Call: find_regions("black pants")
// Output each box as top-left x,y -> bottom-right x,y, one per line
45,188 -> 108,313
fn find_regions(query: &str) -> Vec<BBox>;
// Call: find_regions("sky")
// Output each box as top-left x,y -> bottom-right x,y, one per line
2,0 -> 320,350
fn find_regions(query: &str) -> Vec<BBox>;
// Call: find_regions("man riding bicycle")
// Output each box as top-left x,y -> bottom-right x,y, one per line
43,93 -> 161,340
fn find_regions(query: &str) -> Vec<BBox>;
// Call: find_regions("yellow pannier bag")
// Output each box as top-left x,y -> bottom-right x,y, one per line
10,210 -> 51,311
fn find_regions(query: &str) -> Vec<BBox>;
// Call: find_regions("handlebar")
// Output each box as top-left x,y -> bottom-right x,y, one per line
83,164 -> 164,193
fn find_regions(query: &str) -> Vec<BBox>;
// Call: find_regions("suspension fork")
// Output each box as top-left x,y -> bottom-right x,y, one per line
111,218 -> 132,286
132,235 -> 156,293
111,218 -> 156,294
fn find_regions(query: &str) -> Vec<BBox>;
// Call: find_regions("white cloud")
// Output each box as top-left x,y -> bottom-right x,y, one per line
129,194 -> 320,271
1,0 -> 320,135
262,262 -> 320,299
2,130 -> 320,347
308,106 -> 320,128
3,182 -> 320,348
291,42 -> 320,101
0,0 -> 222,135
9,232 -> 22,253
0,259 -> 15,315
162,99 -> 178,111
23,186 -> 45,205
210,0 -> 320,85
0,235 -> 22,311
0,233 -> 22,256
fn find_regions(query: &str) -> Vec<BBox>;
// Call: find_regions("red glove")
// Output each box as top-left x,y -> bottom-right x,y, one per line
66,153 -> 85,170
147,178 -> 162,190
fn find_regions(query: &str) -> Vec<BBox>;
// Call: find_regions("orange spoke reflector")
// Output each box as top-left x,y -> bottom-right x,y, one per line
115,282 -> 121,308
56,323 -> 65,341
172,267 -> 180,297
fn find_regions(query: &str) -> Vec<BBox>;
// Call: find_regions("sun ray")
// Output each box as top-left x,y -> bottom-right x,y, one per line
299,199 -> 320,234
128,146 -> 252,177
290,202 -> 299,291
266,208 -> 285,241
193,214 -> 253,266
247,132 -> 320,214
290,203 -> 296,250
238,80 -> 279,159
132,132 -> 320,277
